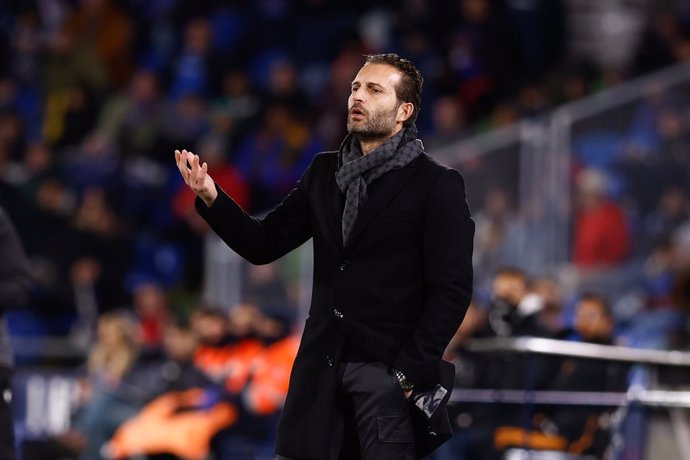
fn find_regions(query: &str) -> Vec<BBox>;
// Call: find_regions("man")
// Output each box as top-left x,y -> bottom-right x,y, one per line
0,207 -> 32,460
175,54 -> 474,459
451,267 -> 560,460
494,294 -> 626,457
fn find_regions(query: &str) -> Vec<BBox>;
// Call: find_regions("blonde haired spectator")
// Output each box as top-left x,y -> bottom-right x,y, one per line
87,310 -> 140,385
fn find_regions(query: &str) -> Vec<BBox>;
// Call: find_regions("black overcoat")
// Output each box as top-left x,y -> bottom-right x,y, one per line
196,149 -> 474,459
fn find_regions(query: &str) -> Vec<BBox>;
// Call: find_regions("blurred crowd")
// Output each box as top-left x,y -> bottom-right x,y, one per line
3,0 -> 690,459
22,304 -> 299,460
438,267 -> 629,460
3,0 -> 690,334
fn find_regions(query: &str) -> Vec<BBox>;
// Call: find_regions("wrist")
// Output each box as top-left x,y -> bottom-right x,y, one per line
201,187 -> 218,207
392,368 -> 415,392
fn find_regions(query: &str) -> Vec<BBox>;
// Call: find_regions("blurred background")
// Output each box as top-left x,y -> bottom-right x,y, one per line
2,0 -> 690,459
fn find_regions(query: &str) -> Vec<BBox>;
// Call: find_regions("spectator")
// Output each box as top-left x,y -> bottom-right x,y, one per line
642,186 -> 689,251
0,110 -> 26,161
60,0 -> 134,90
52,81 -> 99,150
166,17 -> 221,99
494,293 -> 627,457
49,310 -> 141,460
572,168 -> 631,268
131,281 -> 169,348
86,310 -> 140,386
425,95 -> 468,149
444,267 -> 557,460
70,187 -> 132,312
213,69 -> 261,152
242,262 -> 292,316
234,104 -> 322,211
530,276 -> 565,335
97,69 -> 164,160
191,306 -> 262,394
72,316 -> 215,460
158,92 -> 209,160
472,186 -> 518,285
483,267 -> 553,339
261,58 -> 312,121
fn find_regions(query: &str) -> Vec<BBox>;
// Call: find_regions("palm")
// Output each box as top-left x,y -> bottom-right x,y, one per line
174,149 -> 218,206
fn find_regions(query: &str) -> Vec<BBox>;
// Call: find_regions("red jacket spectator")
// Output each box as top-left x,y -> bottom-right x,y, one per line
573,170 -> 631,267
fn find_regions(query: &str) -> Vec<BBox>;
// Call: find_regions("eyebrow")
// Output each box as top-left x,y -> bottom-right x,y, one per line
351,81 -> 386,91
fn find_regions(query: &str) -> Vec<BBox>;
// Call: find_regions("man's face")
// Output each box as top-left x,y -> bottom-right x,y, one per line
347,63 -> 405,140
491,274 -> 527,307
574,300 -> 613,342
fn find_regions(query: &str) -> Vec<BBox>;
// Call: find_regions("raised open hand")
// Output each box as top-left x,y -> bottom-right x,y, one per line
175,149 -> 218,207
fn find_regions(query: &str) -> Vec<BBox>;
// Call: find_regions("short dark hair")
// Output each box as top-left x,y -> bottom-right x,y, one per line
578,293 -> 613,319
364,53 -> 423,126
494,266 -> 528,284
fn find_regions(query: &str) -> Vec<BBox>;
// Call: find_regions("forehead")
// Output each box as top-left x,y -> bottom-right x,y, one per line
353,63 -> 402,88
494,273 -> 525,287
576,299 -> 607,315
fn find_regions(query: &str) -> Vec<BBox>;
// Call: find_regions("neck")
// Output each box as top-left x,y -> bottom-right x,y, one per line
359,138 -> 386,156
356,125 -> 404,156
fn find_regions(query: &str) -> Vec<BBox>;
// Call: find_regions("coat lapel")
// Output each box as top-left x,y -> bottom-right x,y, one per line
327,162 -> 345,249
345,156 -> 422,248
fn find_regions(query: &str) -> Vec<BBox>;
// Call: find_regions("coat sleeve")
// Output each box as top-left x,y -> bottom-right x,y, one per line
392,169 -> 474,388
195,156 -> 316,265
0,208 -> 31,311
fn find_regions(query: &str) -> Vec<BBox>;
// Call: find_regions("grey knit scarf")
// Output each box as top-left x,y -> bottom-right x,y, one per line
336,124 -> 424,244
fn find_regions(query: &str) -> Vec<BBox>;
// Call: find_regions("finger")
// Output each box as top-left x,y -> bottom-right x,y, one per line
194,156 -> 207,187
174,149 -> 180,169
175,150 -> 191,183
181,151 -> 194,183
182,150 -> 196,184
200,162 -> 209,186
183,150 -> 195,172
191,154 -> 201,186
197,162 -> 208,187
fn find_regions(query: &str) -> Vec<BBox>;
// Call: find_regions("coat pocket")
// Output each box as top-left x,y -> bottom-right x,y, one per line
377,415 -> 414,444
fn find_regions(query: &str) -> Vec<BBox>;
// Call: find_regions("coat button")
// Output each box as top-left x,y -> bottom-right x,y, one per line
325,355 -> 335,367
332,308 -> 344,319
338,260 -> 349,271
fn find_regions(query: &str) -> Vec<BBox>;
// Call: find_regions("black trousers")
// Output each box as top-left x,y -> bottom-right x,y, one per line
0,366 -> 15,460
278,361 -> 417,460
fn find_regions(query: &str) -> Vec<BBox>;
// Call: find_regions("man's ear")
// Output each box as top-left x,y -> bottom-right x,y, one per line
397,102 -> 414,124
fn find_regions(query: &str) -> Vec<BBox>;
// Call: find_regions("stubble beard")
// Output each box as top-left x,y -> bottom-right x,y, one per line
347,107 -> 398,142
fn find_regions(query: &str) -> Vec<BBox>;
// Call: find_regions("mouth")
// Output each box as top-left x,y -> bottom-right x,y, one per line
350,106 -> 366,116
349,107 -> 366,120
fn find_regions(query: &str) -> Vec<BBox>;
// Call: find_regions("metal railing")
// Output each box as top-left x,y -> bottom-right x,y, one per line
466,337 -> 690,367
450,337 -> 690,460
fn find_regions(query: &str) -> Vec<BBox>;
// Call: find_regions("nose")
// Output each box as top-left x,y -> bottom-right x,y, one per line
351,87 -> 364,103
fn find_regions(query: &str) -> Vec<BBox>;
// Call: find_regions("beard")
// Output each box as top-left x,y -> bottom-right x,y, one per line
347,105 -> 398,141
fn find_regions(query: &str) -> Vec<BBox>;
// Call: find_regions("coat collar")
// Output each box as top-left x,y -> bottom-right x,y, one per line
345,156 -> 422,247
326,151 -> 423,250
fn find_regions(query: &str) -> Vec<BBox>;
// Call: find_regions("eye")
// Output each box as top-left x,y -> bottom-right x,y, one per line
371,88 -> 381,93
